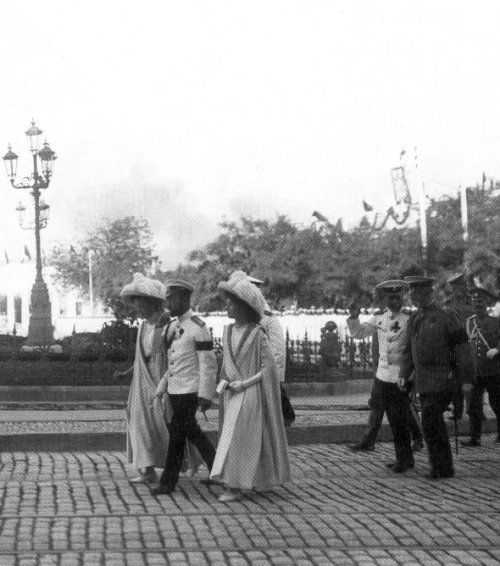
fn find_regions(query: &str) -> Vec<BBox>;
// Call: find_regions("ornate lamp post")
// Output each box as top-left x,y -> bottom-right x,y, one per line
3,121 -> 57,345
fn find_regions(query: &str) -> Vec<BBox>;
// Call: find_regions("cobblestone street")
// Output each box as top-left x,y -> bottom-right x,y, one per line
1,435 -> 499,565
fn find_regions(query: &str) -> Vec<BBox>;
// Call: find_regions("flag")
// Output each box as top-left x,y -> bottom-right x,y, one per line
3,250 -> 8,264
24,245 -> 31,261
399,148 -> 406,160
312,210 -> 329,222
362,200 -> 374,212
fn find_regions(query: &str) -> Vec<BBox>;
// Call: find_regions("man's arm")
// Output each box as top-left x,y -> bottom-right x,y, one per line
398,314 -> 414,388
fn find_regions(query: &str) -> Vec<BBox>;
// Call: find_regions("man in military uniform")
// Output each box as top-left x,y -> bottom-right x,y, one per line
400,276 -> 467,479
461,287 -> 500,447
445,272 -> 475,421
153,280 -> 218,495
347,280 -> 415,472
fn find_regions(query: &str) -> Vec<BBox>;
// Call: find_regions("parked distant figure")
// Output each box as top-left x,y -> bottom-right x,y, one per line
319,321 -> 341,368
461,287 -> 500,447
211,273 -> 291,501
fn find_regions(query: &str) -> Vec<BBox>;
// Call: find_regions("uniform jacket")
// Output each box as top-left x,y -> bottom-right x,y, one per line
347,309 -> 410,383
400,301 -> 467,394
157,309 -> 218,400
260,308 -> 286,383
466,314 -> 500,377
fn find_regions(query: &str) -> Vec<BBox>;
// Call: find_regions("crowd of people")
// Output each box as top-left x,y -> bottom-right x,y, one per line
115,268 -> 500,499
347,273 -> 500,479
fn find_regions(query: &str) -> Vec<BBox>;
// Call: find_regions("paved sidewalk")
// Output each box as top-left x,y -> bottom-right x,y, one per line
0,392 -> 497,451
0,436 -> 499,565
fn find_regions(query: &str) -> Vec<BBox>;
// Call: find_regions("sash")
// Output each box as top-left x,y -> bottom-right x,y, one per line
224,324 -> 261,381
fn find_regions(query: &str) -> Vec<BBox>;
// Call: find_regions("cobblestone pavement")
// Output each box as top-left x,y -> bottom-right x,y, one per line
1,436 -> 500,565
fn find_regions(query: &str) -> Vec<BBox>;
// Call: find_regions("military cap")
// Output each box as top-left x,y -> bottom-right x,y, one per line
375,279 -> 408,293
468,287 -> 497,301
404,275 -> 436,287
164,279 -> 194,293
447,272 -> 466,285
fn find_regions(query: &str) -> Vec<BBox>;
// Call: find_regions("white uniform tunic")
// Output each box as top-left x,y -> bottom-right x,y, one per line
158,309 -> 217,401
347,310 -> 410,383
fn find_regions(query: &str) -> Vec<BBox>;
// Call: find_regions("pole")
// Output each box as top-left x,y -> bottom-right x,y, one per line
88,249 -> 94,315
414,147 -> 428,262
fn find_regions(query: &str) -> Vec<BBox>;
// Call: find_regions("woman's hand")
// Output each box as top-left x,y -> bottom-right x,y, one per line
228,380 -> 244,393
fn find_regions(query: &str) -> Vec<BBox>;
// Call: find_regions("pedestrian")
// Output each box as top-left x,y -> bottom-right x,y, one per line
114,273 -> 195,484
400,275 -> 468,479
445,272 -> 475,421
152,280 -> 218,495
239,271 -> 296,426
210,274 -> 291,501
461,287 -> 500,447
347,280 -> 418,472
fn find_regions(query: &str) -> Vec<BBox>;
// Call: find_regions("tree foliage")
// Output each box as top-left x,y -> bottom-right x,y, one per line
49,216 -> 155,318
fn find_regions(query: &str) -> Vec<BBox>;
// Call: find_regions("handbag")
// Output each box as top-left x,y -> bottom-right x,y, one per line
280,383 -> 295,426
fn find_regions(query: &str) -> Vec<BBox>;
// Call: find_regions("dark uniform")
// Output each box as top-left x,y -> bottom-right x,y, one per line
400,276 -> 467,479
464,289 -> 500,445
445,288 -> 475,420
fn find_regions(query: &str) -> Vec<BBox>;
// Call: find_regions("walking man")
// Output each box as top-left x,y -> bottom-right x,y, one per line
445,272 -> 475,421
153,280 -> 218,495
347,280 -> 415,472
461,287 -> 500,447
400,275 -> 467,479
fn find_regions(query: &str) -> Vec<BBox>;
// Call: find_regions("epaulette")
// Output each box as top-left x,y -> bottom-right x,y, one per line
401,307 -> 413,315
374,308 -> 386,315
191,315 -> 206,327
264,310 -> 273,317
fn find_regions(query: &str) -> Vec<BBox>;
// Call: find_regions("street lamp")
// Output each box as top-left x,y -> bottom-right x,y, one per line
3,120 -> 57,346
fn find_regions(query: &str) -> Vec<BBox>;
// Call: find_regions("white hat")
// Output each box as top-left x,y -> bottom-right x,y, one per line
120,273 -> 166,302
218,275 -> 265,316
228,270 -> 264,286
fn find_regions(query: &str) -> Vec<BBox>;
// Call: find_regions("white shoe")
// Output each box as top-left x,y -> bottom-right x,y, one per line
218,488 -> 243,502
129,471 -> 157,484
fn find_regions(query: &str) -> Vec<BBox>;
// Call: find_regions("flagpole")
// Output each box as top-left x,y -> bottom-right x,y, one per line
414,147 -> 428,262
88,249 -> 94,315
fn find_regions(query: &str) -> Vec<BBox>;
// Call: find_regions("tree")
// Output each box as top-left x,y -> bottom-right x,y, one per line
49,216 -> 155,318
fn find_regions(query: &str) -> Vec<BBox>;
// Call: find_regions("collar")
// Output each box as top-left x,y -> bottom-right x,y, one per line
178,308 -> 193,323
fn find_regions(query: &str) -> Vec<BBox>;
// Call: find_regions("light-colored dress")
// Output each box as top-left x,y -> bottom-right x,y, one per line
210,323 -> 291,490
126,319 -> 202,471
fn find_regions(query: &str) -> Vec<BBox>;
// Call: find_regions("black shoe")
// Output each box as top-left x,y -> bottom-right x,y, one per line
411,439 -> 424,452
151,484 -> 175,495
390,461 -> 415,473
349,443 -> 375,452
460,438 -> 481,447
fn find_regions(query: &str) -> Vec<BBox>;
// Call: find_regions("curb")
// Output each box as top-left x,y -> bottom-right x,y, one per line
1,419 -> 496,452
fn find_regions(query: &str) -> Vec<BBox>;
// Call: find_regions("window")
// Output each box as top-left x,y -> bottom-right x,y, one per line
14,296 -> 22,324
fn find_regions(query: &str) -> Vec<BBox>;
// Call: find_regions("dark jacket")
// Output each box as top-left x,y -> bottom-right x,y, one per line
466,314 -> 500,377
400,301 -> 467,394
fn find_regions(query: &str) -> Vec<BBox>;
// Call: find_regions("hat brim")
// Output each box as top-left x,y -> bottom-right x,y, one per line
121,291 -> 166,304
218,282 -> 264,316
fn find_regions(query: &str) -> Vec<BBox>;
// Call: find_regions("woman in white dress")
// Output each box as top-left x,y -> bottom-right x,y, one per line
211,274 -> 291,501
116,273 -> 201,484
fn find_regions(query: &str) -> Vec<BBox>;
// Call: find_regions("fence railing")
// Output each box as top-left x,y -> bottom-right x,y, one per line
0,324 -> 374,382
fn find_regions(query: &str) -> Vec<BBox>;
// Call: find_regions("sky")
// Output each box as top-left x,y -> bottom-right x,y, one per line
1,1 -> 500,269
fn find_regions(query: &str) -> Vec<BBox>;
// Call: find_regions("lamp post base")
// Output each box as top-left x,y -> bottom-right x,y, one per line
26,279 -> 54,346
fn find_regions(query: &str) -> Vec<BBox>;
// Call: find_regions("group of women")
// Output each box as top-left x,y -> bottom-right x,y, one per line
115,271 -> 291,502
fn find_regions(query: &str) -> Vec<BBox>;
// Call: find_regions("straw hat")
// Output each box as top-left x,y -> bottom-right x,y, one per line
218,275 -> 265,316
120,273 -> 166,302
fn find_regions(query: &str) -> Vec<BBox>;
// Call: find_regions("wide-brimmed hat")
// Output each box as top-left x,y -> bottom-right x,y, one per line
120,273 -> 166,302
447,272 -> 466,285
218,275 -> 265,316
